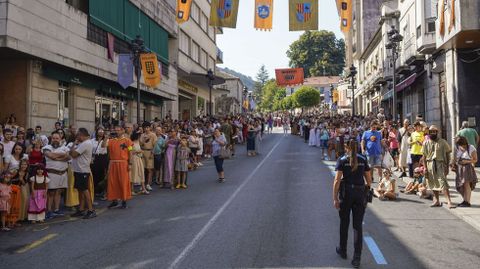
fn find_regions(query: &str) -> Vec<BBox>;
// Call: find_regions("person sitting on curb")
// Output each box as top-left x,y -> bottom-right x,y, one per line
374,170 -> 397,201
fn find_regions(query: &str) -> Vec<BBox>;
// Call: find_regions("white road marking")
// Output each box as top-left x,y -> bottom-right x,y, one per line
167,137 -> 283,269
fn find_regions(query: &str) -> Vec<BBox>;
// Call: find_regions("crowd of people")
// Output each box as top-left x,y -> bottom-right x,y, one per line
287,109 -> 478,209
0,113 -> 267,231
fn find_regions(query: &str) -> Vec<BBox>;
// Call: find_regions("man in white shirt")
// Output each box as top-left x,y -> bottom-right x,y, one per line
1,129 -> 15,159
43,131 -> 70,218
69,128 -> 96,219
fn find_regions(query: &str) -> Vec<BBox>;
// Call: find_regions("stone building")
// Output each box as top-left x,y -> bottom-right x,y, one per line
0,0 -> 178,131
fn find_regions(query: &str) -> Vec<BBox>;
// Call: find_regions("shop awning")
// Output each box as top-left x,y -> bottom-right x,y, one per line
395,73 -> 416,92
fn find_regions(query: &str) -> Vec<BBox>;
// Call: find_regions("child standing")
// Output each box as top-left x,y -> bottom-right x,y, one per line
28,164 -> 49,223
0,173 -> 12,231
175,138 -> 191,189
6,172 -> 21,228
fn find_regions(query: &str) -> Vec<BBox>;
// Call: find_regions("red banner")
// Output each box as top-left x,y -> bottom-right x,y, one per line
275,68 -> 304,86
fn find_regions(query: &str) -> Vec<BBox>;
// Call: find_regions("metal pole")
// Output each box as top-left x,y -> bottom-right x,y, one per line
351,77 -> 355,116
136,56 -> 141,125
209,81 -> 212,117
392,46 -> 397,122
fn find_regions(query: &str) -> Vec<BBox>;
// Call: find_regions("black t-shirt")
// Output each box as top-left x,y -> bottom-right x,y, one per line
335,154 -> 371,186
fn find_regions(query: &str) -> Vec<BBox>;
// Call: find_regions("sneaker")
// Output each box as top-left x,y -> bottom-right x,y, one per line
83,211 -> 97,219
121,201 -> 127,209
70,210 -> 85,217
131,191 -> 137,196
182,184 -> 188,189
108,201 -> 119,209
175,184 -> 182,189
1,227 -> 11,232
53,210 -> 65,217
46,211 -> 54,219
146,185 -> 153,191
198,162 -> 203,166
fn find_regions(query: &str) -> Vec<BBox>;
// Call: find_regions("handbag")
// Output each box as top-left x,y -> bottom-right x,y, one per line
219,146 -> 231,159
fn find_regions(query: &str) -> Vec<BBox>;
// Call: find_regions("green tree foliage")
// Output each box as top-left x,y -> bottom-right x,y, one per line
287,30 -> 345,77
259,79 -> 286,112
293,86 -> 320,108
253,65 -> 270,108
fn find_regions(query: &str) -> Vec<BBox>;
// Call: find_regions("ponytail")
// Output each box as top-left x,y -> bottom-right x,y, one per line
349,139 -> 359,171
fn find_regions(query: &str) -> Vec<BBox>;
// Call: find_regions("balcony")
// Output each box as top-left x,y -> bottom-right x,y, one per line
417,21 -> 437,54
437,0 -> 480,49
216,48 -> 224,64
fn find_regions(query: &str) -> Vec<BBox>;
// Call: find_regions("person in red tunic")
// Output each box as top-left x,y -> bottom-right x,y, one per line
107,125 -> 133,209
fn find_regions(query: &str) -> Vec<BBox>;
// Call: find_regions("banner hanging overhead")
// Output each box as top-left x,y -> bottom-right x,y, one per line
210,0 -> 240,28
275,68 -> 304,86
339,0 -> 352,33
289,0 -> 318,31
176,0 -> 193,24
140,53 -> 161,88
254,0 -> 274,31
118,54 -> 134,89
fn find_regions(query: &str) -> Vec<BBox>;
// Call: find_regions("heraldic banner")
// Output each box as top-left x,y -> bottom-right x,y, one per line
339,0 -> 352,33
140,53 -> 161,88
289,0 -> 318,31
210,0 -> 240,28
254,0 -> 274,31
275,68 -> 304,86
118,54 -> 134,89
176,0 -> 193,24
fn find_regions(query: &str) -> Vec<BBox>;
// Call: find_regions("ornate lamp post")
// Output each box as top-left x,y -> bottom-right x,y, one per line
348,65 -> 357,117
385,25 -> 403,122
131,35 -> 146,125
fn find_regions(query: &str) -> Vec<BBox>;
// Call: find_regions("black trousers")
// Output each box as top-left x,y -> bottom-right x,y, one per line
91,154 -> 108,194
339,187 -> 366,257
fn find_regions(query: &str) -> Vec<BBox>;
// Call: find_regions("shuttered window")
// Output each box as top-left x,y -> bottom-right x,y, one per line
89,0 -> 169,63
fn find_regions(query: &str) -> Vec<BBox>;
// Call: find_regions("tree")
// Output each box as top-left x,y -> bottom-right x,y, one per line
293,86 -> 320,108
259,79 -> 286,112
286,30 -> 345,77
253,65 -> 270,108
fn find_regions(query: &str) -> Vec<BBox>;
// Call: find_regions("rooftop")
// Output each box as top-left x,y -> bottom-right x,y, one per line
303,76 -> 341,86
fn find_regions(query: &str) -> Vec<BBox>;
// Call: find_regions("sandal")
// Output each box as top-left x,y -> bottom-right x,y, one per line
448,204 -> 457,209
430,202 -> 443,207
1,227 -> 11,232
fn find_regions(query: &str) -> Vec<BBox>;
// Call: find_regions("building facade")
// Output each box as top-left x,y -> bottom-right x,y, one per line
176,0 -> 224,121
215,70 -> 244,115
0,0 -> 178,131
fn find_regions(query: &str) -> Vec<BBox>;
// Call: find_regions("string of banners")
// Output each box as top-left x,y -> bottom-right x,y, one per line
176,0 -> 352,32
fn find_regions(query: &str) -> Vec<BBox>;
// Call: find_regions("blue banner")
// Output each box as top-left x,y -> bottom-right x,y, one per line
324,88 -> 331,104
118,54 -> 134,89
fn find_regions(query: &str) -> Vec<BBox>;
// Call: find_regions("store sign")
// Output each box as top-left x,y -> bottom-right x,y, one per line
178,80 -> 198,94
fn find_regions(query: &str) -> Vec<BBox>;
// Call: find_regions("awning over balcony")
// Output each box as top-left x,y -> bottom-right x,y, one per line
395,73 -> 417,92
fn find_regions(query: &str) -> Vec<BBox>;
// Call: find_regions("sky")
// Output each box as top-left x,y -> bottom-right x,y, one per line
217,0 -> 343,79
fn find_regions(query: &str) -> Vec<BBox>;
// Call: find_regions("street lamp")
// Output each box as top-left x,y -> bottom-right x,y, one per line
207,69 -> 215,117
348,64 -> 357,117
386,25 -> 403,122
131,35 -> 146,125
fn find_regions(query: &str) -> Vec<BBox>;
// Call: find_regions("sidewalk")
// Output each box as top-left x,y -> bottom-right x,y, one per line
401,167 -> 480,232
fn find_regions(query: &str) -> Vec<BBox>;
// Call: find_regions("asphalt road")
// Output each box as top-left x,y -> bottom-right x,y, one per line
2,130 -> 480,269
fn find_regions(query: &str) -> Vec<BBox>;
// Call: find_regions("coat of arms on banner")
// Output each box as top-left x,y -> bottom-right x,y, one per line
145,61 -> 155,75
257,4 -> 270,19
217,0 -> 233,19
296,3 -> 312,22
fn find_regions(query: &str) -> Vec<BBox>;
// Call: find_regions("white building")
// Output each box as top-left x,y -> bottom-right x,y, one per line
0,0 -> 178,131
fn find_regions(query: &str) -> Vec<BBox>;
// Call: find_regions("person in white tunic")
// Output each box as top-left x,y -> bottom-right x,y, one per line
43,132 -> 70,217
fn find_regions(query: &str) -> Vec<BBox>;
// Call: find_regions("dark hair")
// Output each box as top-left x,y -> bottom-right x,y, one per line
142,121 -> 151,128
130,130 -> 141,141
455,136 -> 469,148
11,142 -> 26,157
0,143 -> 3,156
347,139 -> 359,171
35,125 -> 42,129
3,128 -> 12,134
95,127 -> 105,140
77,128 -> 90,137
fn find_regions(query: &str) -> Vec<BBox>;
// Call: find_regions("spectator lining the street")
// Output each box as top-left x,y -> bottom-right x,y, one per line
175,138 -> 191,189
374,170 -> 397,201
0,172 -> 12,231
17,159 -> 30,222
140,122 -> 156,192
453,136 -> 477,207
28,164 -> 49,224
130,130 -> 148,195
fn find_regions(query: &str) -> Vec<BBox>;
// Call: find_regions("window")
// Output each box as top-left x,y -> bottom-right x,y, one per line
179,31 -> 190,54
191,42 -> 200,62
208,26 -> 216,40
200,50 -> 207,68
208,56 -> 215,71
200,14 -> 208,32
426,21 -> 436,33
58,82 -> 70,127
191,3 -> 200,23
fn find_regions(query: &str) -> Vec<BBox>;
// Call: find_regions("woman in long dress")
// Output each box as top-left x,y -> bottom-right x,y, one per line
17,159 -> 30,222
164,130 -> 179,189
309,125 -> 317,146
130,131 -> 147,195
247,125 -> 256,156
399,125 -> 412,177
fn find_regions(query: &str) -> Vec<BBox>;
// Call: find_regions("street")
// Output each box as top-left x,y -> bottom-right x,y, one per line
1,130 -> 480,269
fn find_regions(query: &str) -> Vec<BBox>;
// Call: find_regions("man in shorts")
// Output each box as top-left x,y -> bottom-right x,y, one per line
140,122 -> 157,191
69,128 -> 96,219
361,121 -> 383,180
